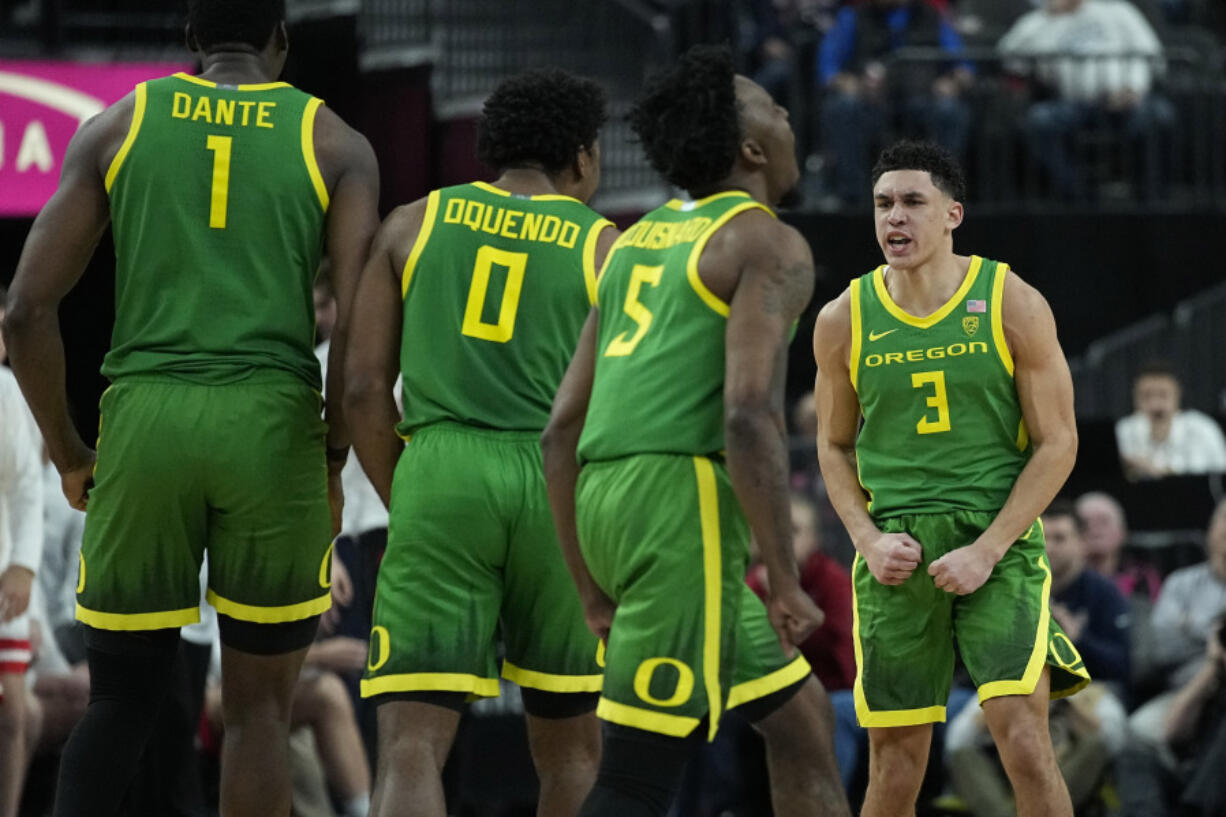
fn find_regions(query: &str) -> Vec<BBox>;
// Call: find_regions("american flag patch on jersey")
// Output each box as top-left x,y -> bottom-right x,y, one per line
966,299 -> 987,313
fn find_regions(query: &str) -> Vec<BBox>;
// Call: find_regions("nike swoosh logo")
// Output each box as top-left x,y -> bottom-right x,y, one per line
868,329 -> 898,341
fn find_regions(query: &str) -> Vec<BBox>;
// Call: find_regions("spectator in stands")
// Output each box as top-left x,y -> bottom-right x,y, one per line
1117,499 -> 1226,817
0,363 -> 44,817
1158,615 -> 1226,816
1076,490 -> 1162,601
944,499 -> 1130,816
817,0 -> 973,204
748,493 -> 856,691
1115,361 -> 1226,479
998,0 -> 1176,201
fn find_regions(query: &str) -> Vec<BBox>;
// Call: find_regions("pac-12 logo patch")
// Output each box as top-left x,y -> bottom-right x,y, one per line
962,316 -> 979,337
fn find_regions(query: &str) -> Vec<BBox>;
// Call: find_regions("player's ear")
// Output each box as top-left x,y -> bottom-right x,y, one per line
184,24 -> 200,55
947,200 -> 964,231
275,21 -> 289,55
740,136 -> 767,170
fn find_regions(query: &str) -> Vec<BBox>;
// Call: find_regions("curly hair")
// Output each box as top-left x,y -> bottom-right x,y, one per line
476,69 -> 607,176
872,140 -> 967,202
628,45 -> 741,195
187,0 -> 284,51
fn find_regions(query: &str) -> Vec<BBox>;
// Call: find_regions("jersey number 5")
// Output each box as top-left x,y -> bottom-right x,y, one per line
462,245 -> 528,343
911,370 -> 951,434
604,264 -> 663,357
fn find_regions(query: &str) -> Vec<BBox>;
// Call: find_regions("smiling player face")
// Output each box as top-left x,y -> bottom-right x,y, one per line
872,169 -> 963,272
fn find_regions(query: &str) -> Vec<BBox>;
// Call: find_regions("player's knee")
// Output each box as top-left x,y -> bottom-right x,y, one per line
996,721 -> 1054,778
868,733 -> 928,791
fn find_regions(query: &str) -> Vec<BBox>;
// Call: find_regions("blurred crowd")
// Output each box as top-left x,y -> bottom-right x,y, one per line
735,0 -> 1226,207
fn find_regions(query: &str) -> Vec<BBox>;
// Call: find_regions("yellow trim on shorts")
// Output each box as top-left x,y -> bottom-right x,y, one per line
501,661 -> 603,693
694,456 -> 724,742
105,82 -> 147,193
301,97 -> 330,212
849,277 -> 863,391
849,554 -> 947,727
596,697 -> 700,738
977,549 -> 1053,703
991,261 -> 1014,376
205,588 -> 331,624
75,603 -> 199,631
361,672 -> 501,699
401,189 -> 440,298
872,255 -> 982,329
684,201 -> 774,318
582,219 -> 613,306
727,654 -> 811,709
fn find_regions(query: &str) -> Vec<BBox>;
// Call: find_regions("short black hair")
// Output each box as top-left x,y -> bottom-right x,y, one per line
1042,498 -> 1082,532
628,45 -> 741,195
476,69 -> 607,176
872,140 -> 967,202
187,0 -> 284,52
1133,358 -> 1180,385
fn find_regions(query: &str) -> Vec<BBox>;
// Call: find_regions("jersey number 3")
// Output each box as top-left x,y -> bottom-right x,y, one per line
604,264 -> 663,357
911,370 -> 951,434
462,245 -> 528,343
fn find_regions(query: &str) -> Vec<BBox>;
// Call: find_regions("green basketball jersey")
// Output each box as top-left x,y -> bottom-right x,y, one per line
578,191 -> 773,463
396,181 -> 612,435
103,73 -> 328,387
851,256 -> 1030,519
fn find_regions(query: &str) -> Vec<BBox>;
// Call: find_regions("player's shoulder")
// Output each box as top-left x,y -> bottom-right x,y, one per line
814,286 -> 853,337
720,206 -> 808,259
311,103 -> 377,177
998,266 -> 1053,322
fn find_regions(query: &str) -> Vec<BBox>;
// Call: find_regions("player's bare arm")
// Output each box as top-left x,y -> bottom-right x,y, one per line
315,108 -> 380,534
721,214 -> 823,650
928,271 -> 1077,595
813,290 -> 922,586
542,310 -> 614,641
2,96 -> 131,510
343,201 -> 423,509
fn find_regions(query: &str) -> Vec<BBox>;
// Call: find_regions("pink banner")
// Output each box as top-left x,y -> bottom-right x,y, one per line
0,60 -> 192,217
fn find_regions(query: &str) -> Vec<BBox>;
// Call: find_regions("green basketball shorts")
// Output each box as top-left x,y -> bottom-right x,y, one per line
77,373 -> 333,631
576,454 -> 810,742
852,510 -> 1091,727
361,422 -> 602,700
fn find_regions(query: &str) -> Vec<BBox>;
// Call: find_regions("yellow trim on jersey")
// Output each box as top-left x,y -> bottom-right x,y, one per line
991,262 -> 1015,376
727,654 -> 811,709
76,603 -> 199,631
685,201 -> 775,318
205,588 -> 331,624
361,672 -> 501,699
301,97 -> 330,212
469,180 -> 582,203
849,278 -> 863,392
401,189 -> 441,298
977,551 -> 1053,702
849,554 -> 947,727
1016,419 -> 1030,452
596,697 -> 701,738
173,72 -> 291,92
872,255 -> 983,330
694,456 -> 724,741
105,82 -> 147,193
664,190 -> 757,211
501,662 -> 603,693
582,219 -> 614,307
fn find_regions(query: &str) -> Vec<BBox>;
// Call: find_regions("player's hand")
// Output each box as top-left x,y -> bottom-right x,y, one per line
861,532 -> 923,586
928,544 -> 997,595
581,589 -> 616,643
1050,601 -> 1087,642
767,581 -> 824,655
326,465 -> 344,539
0,565 -> 35,623
60,450 -> 97,512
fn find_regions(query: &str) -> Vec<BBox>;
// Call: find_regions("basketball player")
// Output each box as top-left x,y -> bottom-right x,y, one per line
812,140 -> 1091,817
2,2 -> 380,815
542,45 -> 850,817
343,69 -> 617,817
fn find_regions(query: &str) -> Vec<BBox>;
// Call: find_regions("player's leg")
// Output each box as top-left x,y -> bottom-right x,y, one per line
979,668 -> 1071,817
502,440 -> 604,817
54,380 -> 208,817
204,377 -> 336,817
861,724 -> 933,817
359,425 -> 508,817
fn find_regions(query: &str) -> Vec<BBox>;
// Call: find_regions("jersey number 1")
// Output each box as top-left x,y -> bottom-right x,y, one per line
206,135 -> 232,230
